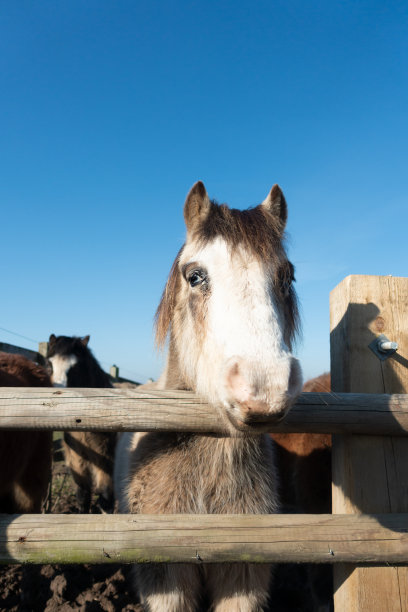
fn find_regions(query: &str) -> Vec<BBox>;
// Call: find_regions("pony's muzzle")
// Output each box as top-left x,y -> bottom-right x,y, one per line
224,356 -> 302,426
229,398 -> 291,427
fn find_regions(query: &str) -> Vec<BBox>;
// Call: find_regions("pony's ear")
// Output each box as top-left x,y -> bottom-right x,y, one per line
81,335 -> 90,346
260,184 -> 287,230
184,181 -> 211,234
48,334 -> 56,344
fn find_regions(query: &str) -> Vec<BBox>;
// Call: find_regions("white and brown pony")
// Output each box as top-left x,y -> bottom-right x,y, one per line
115,181 -> 303,612
0,352 -> 52,513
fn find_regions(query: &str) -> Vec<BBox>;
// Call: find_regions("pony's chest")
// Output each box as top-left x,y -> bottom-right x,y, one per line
130,434 -> 278,515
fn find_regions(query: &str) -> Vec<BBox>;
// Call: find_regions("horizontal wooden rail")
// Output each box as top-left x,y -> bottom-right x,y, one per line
1,388 -> 408,434
1,513 -> 407,565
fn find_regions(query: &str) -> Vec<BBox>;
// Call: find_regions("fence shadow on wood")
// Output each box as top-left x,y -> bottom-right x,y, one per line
330,302 -> 405,394
331,302 -> 407,534
0,514 -> 18,564
330,288 -> 408,612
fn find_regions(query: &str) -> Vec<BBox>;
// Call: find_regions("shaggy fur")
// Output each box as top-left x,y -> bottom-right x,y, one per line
47,335 -> 116,513
0,352 -> 52,513
115,182 -> 303,612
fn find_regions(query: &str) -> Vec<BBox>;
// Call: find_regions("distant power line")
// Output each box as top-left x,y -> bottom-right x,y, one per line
0,325 -> 151,382
0,326 -> 39,345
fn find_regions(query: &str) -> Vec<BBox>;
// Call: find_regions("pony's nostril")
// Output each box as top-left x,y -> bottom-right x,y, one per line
226,359 -> 252,403
229,362 -> 240,378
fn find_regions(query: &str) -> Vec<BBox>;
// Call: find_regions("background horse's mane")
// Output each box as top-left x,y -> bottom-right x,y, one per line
155,199 -> 300,349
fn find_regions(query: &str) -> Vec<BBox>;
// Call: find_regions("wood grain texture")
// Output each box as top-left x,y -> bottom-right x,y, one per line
331,275 -> 408,394
331,275 -> 408,612
0,387 -> 408,434
1,513 -> 407,565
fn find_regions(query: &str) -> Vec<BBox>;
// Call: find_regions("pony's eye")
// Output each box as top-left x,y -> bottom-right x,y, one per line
188,269 -> 206,287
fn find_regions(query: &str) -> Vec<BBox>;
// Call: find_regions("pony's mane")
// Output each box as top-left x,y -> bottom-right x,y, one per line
155,247 -> 183,349
155,200 -> 300,349
48,336 -> 87,358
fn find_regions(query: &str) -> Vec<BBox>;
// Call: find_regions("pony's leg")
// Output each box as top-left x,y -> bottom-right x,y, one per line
89,432 -> 115,512
13,432 -> 52,512
206,563 -> 272,612
135,563 -> 202,612
75,485 -> 92,513
63,433 -> 92,512
92,456 -> 114,512
0,492 -> 17,513
94,472 -> 114,512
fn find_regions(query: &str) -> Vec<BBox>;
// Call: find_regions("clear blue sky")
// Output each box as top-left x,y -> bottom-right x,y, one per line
1,1 -> 407,383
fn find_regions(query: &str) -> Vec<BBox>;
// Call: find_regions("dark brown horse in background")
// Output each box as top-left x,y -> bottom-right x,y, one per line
272,372 -> 331,513
0,352 -> 52,513
272,372 -> 332,612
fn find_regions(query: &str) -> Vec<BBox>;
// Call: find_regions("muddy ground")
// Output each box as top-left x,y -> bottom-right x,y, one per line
0,444 -> 330,612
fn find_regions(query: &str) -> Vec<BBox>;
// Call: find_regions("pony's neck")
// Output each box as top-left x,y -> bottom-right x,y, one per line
158,332 -> 191,391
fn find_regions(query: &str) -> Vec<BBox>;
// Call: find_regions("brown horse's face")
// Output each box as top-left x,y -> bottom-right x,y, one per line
157,182 -> 303,431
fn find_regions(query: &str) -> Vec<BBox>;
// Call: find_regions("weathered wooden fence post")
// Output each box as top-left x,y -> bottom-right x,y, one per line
110,364 -> 119,379
330,275 -> 408,611
38,341 -> 48,358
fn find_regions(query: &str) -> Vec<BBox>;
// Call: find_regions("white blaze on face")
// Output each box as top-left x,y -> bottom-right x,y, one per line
179,237 -> 302,416
49,354 -> 78,388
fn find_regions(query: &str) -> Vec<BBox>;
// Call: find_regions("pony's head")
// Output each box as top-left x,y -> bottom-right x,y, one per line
156,181 -> 303,431
47,334 -> 90,387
